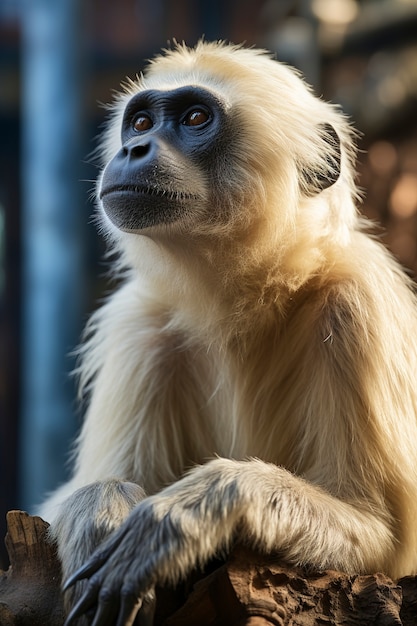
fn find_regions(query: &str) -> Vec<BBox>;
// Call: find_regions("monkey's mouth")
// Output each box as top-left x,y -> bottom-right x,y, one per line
100,183 -> 200,231
100,184 -> 198,202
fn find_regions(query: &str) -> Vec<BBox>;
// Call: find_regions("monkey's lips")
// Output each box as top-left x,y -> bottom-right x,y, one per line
100,184 -> 198,231
100,184 -> 197,202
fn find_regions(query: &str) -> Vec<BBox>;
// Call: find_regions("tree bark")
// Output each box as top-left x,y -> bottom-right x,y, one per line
1,511 -> 416,625
0,511 -> 65,625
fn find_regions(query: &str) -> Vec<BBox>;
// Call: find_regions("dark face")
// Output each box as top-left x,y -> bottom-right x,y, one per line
99,86 -> 230,232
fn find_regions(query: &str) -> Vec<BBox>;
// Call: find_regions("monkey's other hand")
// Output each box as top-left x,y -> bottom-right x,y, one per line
62,499 -> 169,626
62,464 -> 240,626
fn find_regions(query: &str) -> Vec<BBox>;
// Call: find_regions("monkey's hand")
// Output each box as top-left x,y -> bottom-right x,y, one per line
62,459 -> 242,626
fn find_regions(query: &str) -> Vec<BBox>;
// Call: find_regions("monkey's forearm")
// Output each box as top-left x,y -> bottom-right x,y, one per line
153,457 -> 394,575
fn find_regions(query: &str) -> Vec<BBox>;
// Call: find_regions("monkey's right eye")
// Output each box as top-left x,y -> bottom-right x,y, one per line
133,114 -> 153,132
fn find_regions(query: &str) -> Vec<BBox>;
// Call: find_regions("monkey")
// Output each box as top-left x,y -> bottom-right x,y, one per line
39,41 -> 417,625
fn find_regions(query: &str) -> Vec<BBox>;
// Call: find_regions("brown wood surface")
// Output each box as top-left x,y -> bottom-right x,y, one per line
1,511 -> 416,625
0,511 -> 65,625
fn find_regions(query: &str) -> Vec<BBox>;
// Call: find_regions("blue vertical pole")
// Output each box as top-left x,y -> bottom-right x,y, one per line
20,0 -> 85,511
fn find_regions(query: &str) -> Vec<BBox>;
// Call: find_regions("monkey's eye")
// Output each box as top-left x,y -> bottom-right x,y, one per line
182,108 -> 210,127
133,114 -> 153,132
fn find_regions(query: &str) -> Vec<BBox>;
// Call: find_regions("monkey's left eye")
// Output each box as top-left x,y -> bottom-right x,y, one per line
182,108 -> 210,127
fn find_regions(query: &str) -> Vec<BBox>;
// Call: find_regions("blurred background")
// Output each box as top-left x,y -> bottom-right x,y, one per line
1,0 -> 417,567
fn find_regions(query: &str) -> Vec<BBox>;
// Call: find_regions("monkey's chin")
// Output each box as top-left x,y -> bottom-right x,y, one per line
101,189 -> 190,232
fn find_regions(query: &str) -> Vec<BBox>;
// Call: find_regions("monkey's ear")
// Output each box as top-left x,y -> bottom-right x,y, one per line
301,123 -> 341,196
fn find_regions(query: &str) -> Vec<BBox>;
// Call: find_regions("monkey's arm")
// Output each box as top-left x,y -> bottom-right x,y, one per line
63,457 -> 394,626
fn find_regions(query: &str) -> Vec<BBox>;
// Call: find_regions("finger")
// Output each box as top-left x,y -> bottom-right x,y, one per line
135,592 -> 156,626
63,579 -> 100,625
63,559 -> 105,591
90,588 -> 120,626
116,586 -> 142,626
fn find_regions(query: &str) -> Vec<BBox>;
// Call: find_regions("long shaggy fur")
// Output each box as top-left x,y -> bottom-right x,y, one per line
41,41 -> 417,623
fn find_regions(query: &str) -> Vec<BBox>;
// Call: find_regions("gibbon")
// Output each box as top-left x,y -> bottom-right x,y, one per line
40,41 -> 417,626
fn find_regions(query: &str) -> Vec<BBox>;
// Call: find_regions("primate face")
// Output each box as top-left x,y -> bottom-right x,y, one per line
99,86 -> 231,232
99,84 -> 341,237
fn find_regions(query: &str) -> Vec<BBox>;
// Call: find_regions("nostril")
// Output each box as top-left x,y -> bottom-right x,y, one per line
119,141 -> 153,161
130,143 -> 151,158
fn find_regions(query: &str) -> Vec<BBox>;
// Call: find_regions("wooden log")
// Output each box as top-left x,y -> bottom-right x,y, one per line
158,549 -> 405,625
1,511 -> 417,625
0,511 -> 65,625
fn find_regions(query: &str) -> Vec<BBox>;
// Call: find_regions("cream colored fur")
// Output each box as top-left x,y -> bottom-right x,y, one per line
40,42 -> 417,623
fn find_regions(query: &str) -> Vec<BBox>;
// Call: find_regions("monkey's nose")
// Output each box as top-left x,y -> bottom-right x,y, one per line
123,142 -> 152,159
